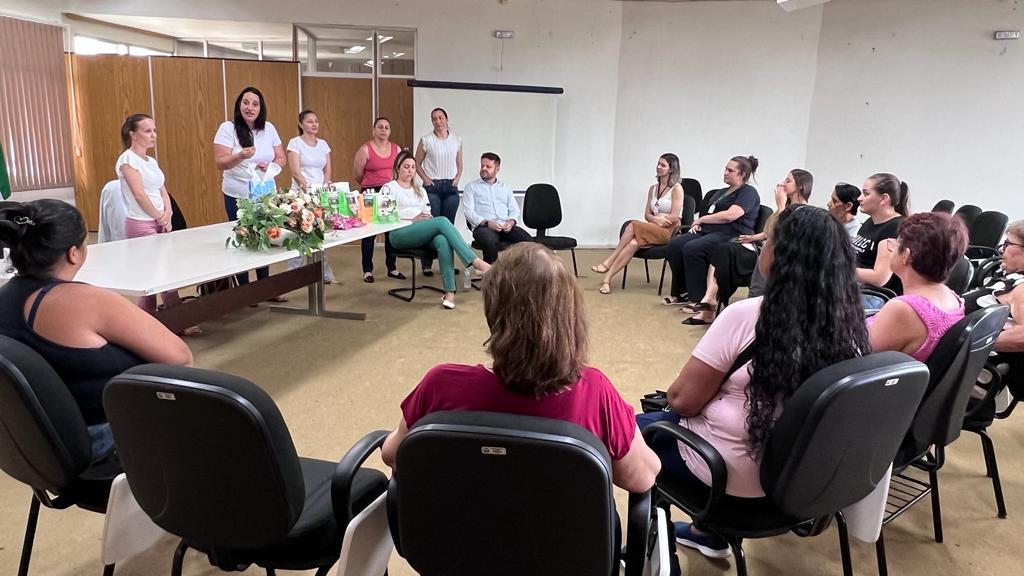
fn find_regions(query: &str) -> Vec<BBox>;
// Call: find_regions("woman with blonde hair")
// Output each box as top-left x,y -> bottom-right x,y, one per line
382,242 -> 661,493
386,149 -> 490,309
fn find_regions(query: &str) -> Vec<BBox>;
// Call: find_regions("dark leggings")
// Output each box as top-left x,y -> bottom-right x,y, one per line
224,194 -> 269,285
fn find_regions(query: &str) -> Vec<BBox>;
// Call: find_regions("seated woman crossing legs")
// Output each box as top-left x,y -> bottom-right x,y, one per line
592,153 -> 684,294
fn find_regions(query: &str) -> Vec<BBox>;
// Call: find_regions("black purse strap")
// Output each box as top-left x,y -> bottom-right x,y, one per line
724,340 -> 756,382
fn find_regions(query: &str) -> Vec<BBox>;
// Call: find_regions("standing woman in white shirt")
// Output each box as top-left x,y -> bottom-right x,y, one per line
213,86 -> 286,292
117,114 -> 200,335
414,107 -> 462,277
387,149 -> 490,309
286,109 -> 336,283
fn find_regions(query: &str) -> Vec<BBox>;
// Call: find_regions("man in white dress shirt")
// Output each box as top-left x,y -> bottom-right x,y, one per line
462,152 -> 532,263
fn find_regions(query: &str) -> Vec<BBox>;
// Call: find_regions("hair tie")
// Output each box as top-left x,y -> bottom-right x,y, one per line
13,216 -> 35,226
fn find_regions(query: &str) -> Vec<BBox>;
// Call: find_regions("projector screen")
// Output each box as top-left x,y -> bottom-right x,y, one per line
412,87 -> 558,192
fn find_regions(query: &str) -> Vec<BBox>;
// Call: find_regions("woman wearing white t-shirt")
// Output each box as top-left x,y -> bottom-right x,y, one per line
388,149 -> 490,309
117,114 -> 199,334
213,86 -> 286,291
285,109 -> 336,283
414,107 -> 462,276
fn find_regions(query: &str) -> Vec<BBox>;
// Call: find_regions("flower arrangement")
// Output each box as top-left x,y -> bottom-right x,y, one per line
227,189 -> 327,256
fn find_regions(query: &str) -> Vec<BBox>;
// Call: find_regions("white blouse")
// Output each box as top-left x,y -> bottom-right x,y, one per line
286,136 -> 331,188
381,179 -> 429,220
115,149 -> 165,221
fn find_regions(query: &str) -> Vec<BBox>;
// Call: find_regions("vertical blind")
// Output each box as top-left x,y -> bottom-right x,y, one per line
0,16 -> 74,191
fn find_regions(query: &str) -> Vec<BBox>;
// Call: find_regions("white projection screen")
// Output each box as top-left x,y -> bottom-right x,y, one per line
411,85 -> 559,193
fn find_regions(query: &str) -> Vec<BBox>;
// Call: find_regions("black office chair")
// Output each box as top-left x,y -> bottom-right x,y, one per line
966,210 -> 1009,260
387,410 -> 665,576
102,364 -> 389,576
715,204 -> 775,307
387,247 -> 445,302
643,352 -> 928,576
876,305 -> 1009,575
953,204 -> 982,230
944,255 -> 974,294
970,256 -> 1005,290
169,193 -> 188,231
962,348 -> 1024,520
0,336 -> 120,576
620,195 -> 696,294
681,178 -> 702,225
931,199 -> 955,214
522,183 -> 578,276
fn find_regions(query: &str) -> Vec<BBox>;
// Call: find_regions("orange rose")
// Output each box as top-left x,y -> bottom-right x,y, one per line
314,208 -> 323,218
267,227 -> 281,239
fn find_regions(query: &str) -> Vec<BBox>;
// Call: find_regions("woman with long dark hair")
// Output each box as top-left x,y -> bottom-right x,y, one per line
213,86 -> 286,291
592,153 -> 684,294
639,205 -> 868,561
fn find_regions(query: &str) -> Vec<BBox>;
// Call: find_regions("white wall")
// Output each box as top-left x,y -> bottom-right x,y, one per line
0,0 -> 65,23
611,1 -> 823,239
806,0 -> 1024,218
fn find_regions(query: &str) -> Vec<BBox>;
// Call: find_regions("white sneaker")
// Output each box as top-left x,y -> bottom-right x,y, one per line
441,297 -> 456,310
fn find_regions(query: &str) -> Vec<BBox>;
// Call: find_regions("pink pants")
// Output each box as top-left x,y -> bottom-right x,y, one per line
125,218 -> 181,315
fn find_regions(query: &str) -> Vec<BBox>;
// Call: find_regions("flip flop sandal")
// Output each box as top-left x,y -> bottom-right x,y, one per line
681,316 -> 713,326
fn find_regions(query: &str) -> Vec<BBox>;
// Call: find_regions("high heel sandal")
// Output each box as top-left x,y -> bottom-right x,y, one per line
591,264 -> 609,274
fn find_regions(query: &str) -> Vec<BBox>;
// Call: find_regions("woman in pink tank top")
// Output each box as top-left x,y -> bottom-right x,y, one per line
867,212 -> 968,361
352,117 -> 403,282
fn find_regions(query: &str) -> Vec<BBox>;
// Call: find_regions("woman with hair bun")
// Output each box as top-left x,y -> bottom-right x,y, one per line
855,172 -> 910,307
827,182 -> 862,236
0,200 -> 192,456
664,155 -> 762,310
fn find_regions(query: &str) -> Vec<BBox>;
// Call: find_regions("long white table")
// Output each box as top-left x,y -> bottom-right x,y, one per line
70,220 -> 409,329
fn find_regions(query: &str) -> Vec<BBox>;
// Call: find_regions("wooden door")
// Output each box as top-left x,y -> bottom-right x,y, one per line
378,78 -> 414,151
67,54 -> 151,230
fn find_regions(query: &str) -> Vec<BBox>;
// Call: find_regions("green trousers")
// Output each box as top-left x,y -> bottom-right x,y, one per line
390,216 -> 477,292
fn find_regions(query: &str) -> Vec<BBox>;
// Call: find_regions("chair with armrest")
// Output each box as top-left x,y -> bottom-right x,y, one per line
970,256 -> 1005,291
876,305 -> 1009,575
953,205 -> 982,230
620,195 -> 696,294
102,364 -> 390,576
387,410 -> 667,576
522,184 -> 578,276
681,178 -> 702,226
944,255 -> 974,294
643,352 -> 929,576
0,335 -> 120,576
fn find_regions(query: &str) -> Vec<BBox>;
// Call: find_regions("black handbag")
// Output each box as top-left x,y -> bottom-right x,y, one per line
641,342 -> 755,413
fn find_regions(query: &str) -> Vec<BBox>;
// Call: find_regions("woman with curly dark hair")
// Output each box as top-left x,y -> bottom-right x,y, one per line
638,204 -> 869,561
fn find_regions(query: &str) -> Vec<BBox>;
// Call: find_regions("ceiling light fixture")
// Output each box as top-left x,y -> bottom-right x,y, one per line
344,45 -> 365,54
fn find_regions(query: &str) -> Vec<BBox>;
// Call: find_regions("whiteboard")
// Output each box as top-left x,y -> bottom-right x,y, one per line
412,88 -> 557,192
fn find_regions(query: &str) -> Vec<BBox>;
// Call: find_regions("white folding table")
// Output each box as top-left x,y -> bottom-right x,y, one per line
69,220 -> 409,330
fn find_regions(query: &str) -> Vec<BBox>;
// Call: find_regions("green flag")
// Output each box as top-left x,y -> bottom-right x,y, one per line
0,141 -> 11,199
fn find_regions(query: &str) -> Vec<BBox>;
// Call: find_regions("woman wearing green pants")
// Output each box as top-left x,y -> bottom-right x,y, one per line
384,150 -> 490,309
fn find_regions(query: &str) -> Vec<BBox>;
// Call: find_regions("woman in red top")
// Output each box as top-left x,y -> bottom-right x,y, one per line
382,242 -> 661,493
353,117 -> 404,283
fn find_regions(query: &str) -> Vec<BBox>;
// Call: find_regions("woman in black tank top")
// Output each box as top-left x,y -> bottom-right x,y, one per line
0,200 -> 192,453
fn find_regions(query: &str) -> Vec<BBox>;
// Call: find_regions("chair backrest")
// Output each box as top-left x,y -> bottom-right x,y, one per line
699,188 -> 725,216
969,210 -> 1009,249
681,195 -> 696,227
931,200 -> 955,214
0,335 -> 92,493
387,410 -> 617,576
169,193 -> 188,231
895,305 -> 1008,466
98,179 -> 127,243
681,178 -> 702,222
103,364 -> 306,550
761,352 -> 928,519
522,183 -> 563,233
754,205 -> 774,234
953,204 -> 982,229
944,255 -> 974,294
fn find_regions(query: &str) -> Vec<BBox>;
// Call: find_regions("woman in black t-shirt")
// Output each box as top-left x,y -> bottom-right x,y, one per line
853,173 -> 909,305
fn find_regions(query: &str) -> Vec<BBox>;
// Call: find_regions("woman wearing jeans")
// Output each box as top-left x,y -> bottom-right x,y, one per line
415,107 -> 462,277
387,150 -> 489,309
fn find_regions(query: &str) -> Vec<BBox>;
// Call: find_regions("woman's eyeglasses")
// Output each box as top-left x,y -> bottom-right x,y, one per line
1000,239 -> 1024,251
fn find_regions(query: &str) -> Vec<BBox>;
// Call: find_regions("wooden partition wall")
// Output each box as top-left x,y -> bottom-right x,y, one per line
69,56 -> 413,229
301,77 -> 371,186
69,55 -> 300,229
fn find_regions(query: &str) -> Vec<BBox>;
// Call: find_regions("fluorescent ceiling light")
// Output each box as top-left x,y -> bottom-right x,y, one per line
366,34 -> 393,44
363,59 -> 374,68
393,52 -> 405,58
344,45 -> 365,54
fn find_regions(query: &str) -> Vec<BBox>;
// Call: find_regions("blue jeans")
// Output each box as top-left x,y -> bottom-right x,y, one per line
224,194 -> 270,285
422,179 -> 460,270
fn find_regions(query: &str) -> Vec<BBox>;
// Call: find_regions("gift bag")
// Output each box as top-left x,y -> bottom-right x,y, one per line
376,186 -> 399,224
